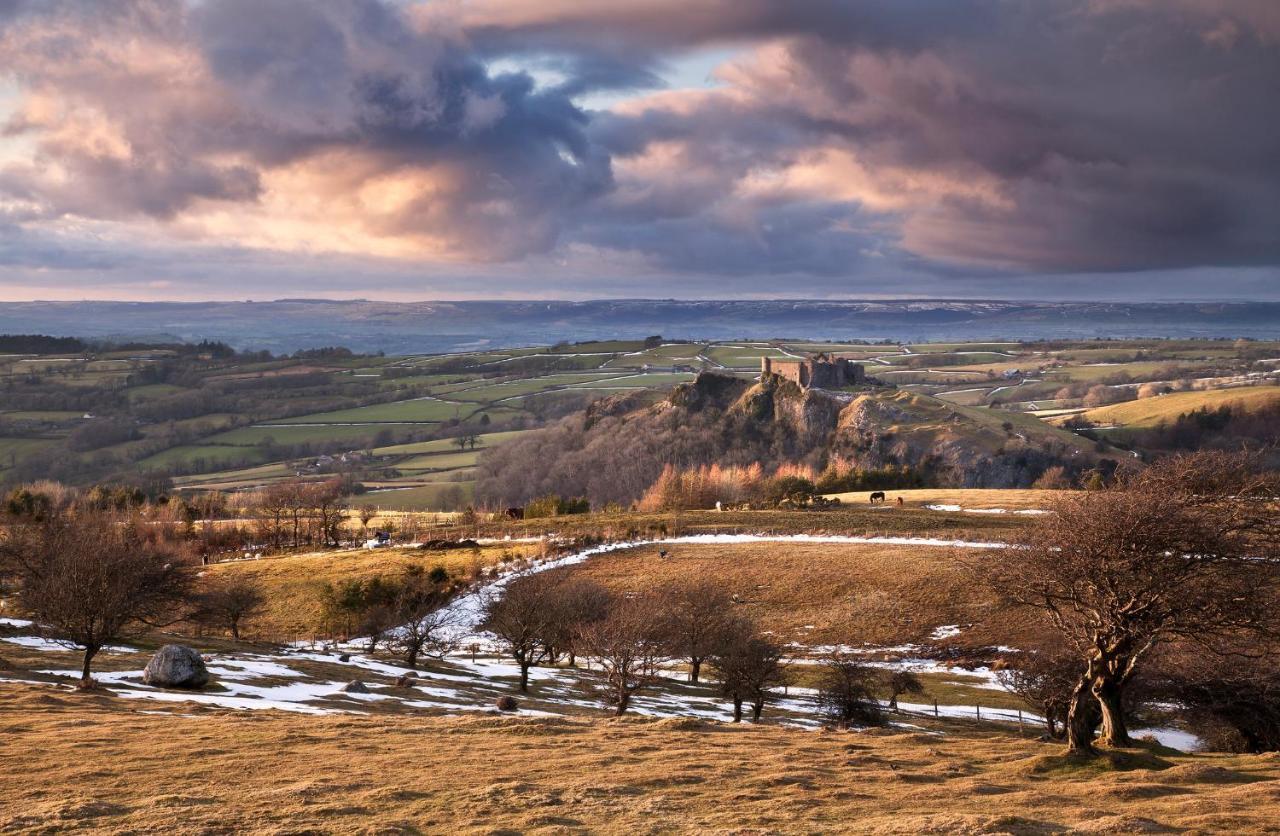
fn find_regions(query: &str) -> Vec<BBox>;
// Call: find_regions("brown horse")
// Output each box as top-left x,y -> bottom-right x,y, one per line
869,491 -> 886,504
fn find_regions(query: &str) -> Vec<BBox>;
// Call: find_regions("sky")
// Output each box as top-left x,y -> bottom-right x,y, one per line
0,0 -> 1278,302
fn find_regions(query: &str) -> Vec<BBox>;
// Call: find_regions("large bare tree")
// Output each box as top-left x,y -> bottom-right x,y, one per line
194,574 -> 265,641
577,593 -> 668,715
710,619 -> 787,722
483,573 -> 556,692
977,451 -> 1280,753
2,508 -> 193,686
658,579 -> 736,683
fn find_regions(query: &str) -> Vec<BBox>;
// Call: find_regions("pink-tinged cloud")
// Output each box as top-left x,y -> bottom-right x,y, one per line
0,0 -> 1277,299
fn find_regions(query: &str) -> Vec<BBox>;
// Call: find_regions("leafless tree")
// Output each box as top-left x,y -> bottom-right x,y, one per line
885,670 -> 925,712
710,619 -> 787,722
658,579 -> 736,683
1147,642 -> 1280,753
996,650 -> 1083,739
483,574 -> 556,692
391,590 -> 458,669
975,451 -> 1280,753
577,593 -> 668,715
1,508 -> 193,686
194,574 -> 265,641
538,578 -> 610,666
310,480 -> 348,547
814,655 -> 883,728
357,603 -> 397,653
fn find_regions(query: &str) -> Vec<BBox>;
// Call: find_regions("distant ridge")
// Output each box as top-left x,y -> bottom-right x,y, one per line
1,300 -> 1277,354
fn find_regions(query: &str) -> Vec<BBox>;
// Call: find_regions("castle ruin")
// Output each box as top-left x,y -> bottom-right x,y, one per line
761,353 -> 865,389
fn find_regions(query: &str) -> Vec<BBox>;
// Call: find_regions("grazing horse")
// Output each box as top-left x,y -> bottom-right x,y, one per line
504,507 -> 525,520
869,491 -> 886,504
896,496 -> 904,506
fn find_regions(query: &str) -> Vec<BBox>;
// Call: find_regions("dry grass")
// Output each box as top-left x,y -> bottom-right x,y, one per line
3,683 -> 1279,834
1071,384 -> 1280,428
203,544 -> 538,639
825,487 -> 1071,511
544,542 -> 1046,650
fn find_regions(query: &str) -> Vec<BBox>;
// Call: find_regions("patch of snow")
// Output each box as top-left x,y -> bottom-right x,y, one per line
3,636 -> 135,653
930,625 -> 964,640
0,617 -> 34,628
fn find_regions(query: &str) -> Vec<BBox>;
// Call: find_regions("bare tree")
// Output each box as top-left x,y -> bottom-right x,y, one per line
1147,642 -> 1280,753
309,480 -> 348,548
885,670 -> 925,712
711,620 -> 787,722
577,594 -> 668,715
391,588 -> 458,669
483,574 -> 556,692
996,650 -> 1083,740
538,578 -> 610,666
975,451 -> 1280,753
658,579 -> 736,683
358,505 -> 377,533
195,574 -> 265,641
814,655 -> 883,728
2,508 -> 192,686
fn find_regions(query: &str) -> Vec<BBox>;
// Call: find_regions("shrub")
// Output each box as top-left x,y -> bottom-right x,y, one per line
495,695 -> 520,712
815,656 -> 883,728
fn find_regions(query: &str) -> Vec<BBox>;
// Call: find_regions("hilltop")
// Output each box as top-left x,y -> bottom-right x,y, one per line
476,372 -> 1100,508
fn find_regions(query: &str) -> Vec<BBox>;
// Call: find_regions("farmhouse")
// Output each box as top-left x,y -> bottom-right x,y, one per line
761,354 -> 865,389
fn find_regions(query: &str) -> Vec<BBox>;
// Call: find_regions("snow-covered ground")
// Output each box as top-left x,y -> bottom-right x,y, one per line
0,534 -> 1198,750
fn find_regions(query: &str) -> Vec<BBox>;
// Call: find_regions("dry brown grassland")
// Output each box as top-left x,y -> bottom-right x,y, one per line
3,683 -> 1279,834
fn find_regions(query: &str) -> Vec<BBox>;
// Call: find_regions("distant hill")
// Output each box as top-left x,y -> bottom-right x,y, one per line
3,300 -> 1280,355
475,373 -> 1101,508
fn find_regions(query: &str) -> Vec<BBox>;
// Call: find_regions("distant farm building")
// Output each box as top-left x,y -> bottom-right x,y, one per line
761,354 -> 865,389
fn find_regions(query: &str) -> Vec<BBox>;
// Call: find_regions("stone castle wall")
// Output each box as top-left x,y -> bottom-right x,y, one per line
761,355 -> 864,388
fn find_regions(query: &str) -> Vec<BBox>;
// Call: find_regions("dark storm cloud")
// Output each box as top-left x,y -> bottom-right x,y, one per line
0,0 -> 612,259
0,0 -> 1278,295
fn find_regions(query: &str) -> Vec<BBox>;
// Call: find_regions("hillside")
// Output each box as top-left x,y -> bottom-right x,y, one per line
1069,384 -> 1280,429
476,373 -> 1100,508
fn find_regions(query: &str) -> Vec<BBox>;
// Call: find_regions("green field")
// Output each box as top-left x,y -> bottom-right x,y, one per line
373,430 -> 526,456
272,398 -> 478,424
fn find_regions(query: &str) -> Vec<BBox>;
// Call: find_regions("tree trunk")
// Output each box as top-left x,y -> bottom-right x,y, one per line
615,691 -> 630,715
519,661 -> 530,693
1066,675 -> 1097,754
1095,676 -> 1130,747
79,646 -> 97,688
689,658 -> 701,683
752,698 -> 764,722
732,698 -> 743,723
889,693 -> 899,712
231,621 -> 241,642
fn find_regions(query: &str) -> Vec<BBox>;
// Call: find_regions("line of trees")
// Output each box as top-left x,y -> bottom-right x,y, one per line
482,574 -> 791,720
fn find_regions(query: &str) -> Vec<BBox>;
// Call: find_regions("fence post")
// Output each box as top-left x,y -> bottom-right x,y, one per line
976,704 -> 981,719
934,700 -> 939,717
1018,709 -> 1024,736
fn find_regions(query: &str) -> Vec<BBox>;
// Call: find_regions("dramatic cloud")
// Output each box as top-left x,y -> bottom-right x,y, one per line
0,0 -> 1277,298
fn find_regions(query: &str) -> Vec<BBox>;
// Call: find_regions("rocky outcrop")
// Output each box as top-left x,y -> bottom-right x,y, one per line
142,645 -> 210,689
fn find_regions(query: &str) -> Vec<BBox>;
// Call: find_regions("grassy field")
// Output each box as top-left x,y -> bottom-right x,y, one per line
3,685 -> 1277,834
547,540 -> 1043,650
1074,384 -> 1280,428
204,543 -> 537,638
272,398 -> 479,424
825,487 -> 1069,510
